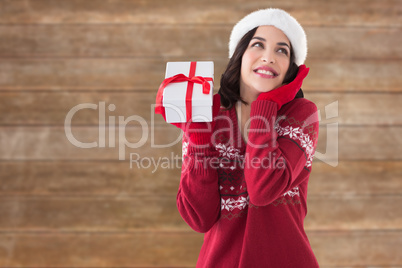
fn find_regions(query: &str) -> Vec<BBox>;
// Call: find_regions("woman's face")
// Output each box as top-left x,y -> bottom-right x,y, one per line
240,26 -> 291,99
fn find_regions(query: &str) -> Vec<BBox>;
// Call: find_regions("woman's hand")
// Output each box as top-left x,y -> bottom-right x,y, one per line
161,94 -> 221,146
256,65 -> 309,109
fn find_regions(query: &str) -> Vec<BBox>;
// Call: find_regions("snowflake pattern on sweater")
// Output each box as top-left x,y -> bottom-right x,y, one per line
275,125 -> 315,167
214,142 -> 303,213
215,143 -> 242,159
180,100 -> 318,219
177,99 -> 320,267
221,196 -> 249,211
182,141 -> 189,159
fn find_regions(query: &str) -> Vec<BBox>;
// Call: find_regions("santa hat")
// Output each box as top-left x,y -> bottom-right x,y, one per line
229,8 -> 307,66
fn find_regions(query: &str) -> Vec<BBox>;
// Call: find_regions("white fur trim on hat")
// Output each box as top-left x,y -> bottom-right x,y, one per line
229,8 -> 307,66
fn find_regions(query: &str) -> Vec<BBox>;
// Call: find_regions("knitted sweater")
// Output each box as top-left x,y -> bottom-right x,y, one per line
177,98 -> 320,267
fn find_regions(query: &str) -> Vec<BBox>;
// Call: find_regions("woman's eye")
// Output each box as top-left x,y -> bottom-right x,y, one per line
251,42 -> 264,48
278,48 -> 289,55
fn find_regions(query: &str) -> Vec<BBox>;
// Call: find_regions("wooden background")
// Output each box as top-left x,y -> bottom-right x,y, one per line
0,0 -> 401,267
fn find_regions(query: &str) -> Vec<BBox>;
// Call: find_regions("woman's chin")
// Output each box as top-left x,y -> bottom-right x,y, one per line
254,87 -> 275,94
253,81 -> 283,93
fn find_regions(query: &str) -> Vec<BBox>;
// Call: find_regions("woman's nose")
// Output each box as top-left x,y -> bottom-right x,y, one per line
261,51 -> 275,63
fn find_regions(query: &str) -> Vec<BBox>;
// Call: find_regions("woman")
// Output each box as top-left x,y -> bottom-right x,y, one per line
163,8 -> 319,267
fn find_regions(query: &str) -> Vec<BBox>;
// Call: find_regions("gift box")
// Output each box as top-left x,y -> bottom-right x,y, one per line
155,61 -> 214,123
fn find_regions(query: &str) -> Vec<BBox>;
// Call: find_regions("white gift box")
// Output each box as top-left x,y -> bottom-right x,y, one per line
162,61 -> 214,123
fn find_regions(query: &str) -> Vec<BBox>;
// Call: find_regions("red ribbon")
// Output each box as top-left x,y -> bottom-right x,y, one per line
155,61 -> 213,122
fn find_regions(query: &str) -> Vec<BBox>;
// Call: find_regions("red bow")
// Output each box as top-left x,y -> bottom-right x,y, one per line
155,62 -> 213,122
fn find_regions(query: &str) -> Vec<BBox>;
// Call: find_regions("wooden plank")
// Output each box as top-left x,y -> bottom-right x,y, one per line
0,125 -> 401,161
0,126 -> 183,161
1,161 -> 402,196
0,58 -> 169,91
0,231 -> 203,267
1,91 -> 401,126
305,196 -> 402,231
0,0 -> 400,27
306,59 -> 402,92
310,161 -> 402,196
0,161 -> 182,196
307,92 -> 402,126
0,91 -> 166,126
0,58 -> 400,92
315,125 -> 402,162
0,25 -> 229,59
307,27 -> 402,60
0,26 -> 401,60
0,195 -> 400,231
0,231 -> 400,266
310,231 -> 402,266
0,196 -> 186,231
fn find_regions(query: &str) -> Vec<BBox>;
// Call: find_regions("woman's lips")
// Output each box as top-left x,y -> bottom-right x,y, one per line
253,66 -> 278,78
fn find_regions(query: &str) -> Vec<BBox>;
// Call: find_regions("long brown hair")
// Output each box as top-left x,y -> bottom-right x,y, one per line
218,27 -> 301,109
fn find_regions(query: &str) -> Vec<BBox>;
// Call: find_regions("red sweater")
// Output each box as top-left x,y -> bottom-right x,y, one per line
177,98 -> 320,267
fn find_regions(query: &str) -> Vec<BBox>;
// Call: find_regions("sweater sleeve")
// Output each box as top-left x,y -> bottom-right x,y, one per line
244,99 -> 319,206
176,134 -> 221,233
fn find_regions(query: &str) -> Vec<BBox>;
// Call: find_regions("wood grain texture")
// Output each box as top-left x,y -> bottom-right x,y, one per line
0,0 -> 400,267
0,196 -> 186,231
0,0 -> 400,26
1,91 -> 401,126
1,161 -> 401,196
310,231 -> 402,266
0,58 -> 401,92
1,126 -> 400,160
310,161 -> 402,196
0,195 -> 400,231
0,231 -> 401,266
315,125 -> 402,161
0,126 -> 183,160
0,231 -> 203,267
0,26 -> 400,60
0,161 -> 181,197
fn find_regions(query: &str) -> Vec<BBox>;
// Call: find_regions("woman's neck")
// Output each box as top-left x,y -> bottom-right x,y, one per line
239,82 -> 259,105
237,84 -> 260,142
236,101 -> 252,143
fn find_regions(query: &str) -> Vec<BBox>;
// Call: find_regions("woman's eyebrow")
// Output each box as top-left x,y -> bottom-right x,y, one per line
252,37 -> 290,48
251,36 -> 266,42
277,42 -> 290,48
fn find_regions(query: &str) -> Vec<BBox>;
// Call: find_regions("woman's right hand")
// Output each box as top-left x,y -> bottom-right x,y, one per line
161,94 -> 221,146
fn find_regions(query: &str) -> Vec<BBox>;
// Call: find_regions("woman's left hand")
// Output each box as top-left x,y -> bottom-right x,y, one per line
256,65 -> 309,109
